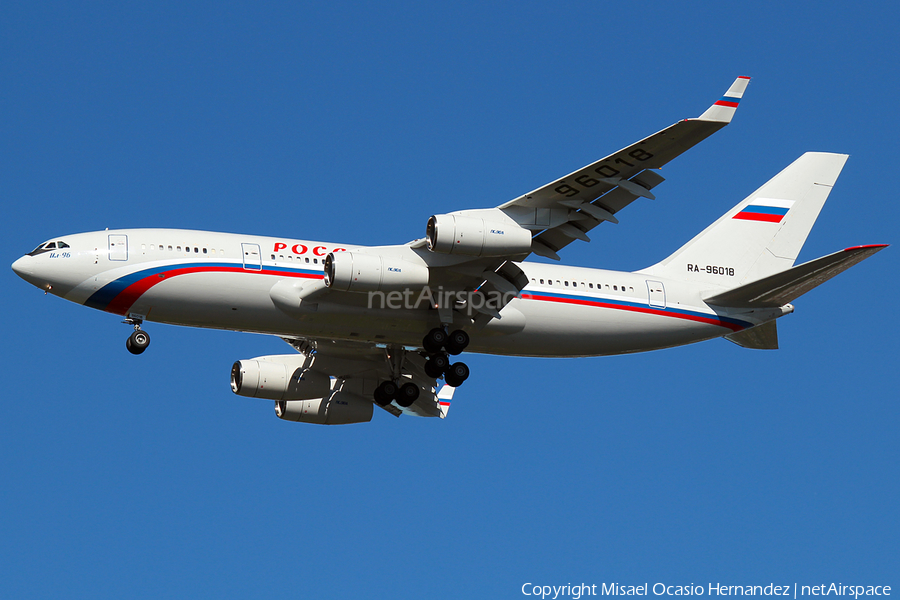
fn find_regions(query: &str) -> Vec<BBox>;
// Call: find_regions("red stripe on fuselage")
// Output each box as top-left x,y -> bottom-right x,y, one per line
521,293 -> 745,332
105,266 -> 322,315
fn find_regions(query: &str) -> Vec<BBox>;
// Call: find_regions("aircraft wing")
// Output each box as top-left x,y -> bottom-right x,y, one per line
499,76 -> 750,260
419,77 -> 750,324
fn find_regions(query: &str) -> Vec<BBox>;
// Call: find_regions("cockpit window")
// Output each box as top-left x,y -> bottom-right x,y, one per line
28,240 -> 69,256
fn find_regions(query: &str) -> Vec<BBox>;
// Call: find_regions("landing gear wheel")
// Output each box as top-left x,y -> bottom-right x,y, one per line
374,380 -> 399,406
424,352 -> 449,378
423,327 -> 448,354
373,387 -> 390,406
445,329 -> 470,355
444,362 -> 469,387
126,330 -> 150,355
396,382 -> 420,408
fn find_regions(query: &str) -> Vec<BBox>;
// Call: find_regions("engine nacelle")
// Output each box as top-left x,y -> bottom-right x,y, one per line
426,214 -> 532,257
323,251 -> 429,292
231,358 -> 332,401
275,391 -> 374,425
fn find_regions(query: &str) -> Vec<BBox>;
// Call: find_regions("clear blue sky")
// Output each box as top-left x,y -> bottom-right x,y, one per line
2,2 -> 898,598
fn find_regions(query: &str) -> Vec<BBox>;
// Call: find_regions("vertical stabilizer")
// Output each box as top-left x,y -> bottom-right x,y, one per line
639,152 -> 848,286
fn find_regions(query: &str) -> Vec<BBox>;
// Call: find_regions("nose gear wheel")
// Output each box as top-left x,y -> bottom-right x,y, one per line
125,325 -> 150,355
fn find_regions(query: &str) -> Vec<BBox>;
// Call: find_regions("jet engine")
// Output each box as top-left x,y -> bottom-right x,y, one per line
231,357 -> 331,401
426,214 -> 532,257
323,251 -> 429,292
275,391 -> 374,425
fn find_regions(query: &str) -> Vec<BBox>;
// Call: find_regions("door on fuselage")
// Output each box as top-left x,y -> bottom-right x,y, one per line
108,234 -> 128,261
646,280 -> 666,309
241,243 -> 262,271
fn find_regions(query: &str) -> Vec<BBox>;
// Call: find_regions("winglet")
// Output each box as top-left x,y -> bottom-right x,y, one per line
437,384 -> 455,418
697,76 -> 751,123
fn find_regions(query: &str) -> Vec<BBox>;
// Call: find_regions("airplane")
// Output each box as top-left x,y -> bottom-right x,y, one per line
11,76 -> 887,425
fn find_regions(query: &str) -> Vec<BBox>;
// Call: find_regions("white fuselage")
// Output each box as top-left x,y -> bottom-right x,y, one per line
12,228 -> 776,357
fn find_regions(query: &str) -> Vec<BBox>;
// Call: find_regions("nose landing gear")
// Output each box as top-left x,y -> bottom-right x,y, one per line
124,319 -> 150,355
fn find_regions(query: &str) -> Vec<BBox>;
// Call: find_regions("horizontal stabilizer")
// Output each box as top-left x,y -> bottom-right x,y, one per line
705,245 -> 887,308
725,320 -> 778,349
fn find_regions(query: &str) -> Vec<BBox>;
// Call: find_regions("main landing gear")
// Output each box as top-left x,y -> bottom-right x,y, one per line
422,327 -> 470,387
373,345 -> 422,408
374,380 -> 421,408
372,328 -> 471,408
124,319 -> 150,355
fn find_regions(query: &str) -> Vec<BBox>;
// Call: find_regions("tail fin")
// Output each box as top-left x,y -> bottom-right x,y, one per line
639,152 -> 849,286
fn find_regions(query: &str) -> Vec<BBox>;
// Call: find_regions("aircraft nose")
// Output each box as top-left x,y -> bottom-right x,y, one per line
11,255 -> 33,279
11,255 -> 50,291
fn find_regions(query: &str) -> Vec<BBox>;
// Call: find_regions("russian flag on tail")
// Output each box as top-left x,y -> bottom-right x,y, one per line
732,198 -> 794,223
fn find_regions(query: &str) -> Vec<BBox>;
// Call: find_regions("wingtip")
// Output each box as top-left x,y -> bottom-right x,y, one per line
843,244 -> 889,252
697,76 -> 751,123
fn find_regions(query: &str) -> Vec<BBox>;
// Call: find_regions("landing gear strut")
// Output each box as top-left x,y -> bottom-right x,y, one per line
124,320 -> 150,355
